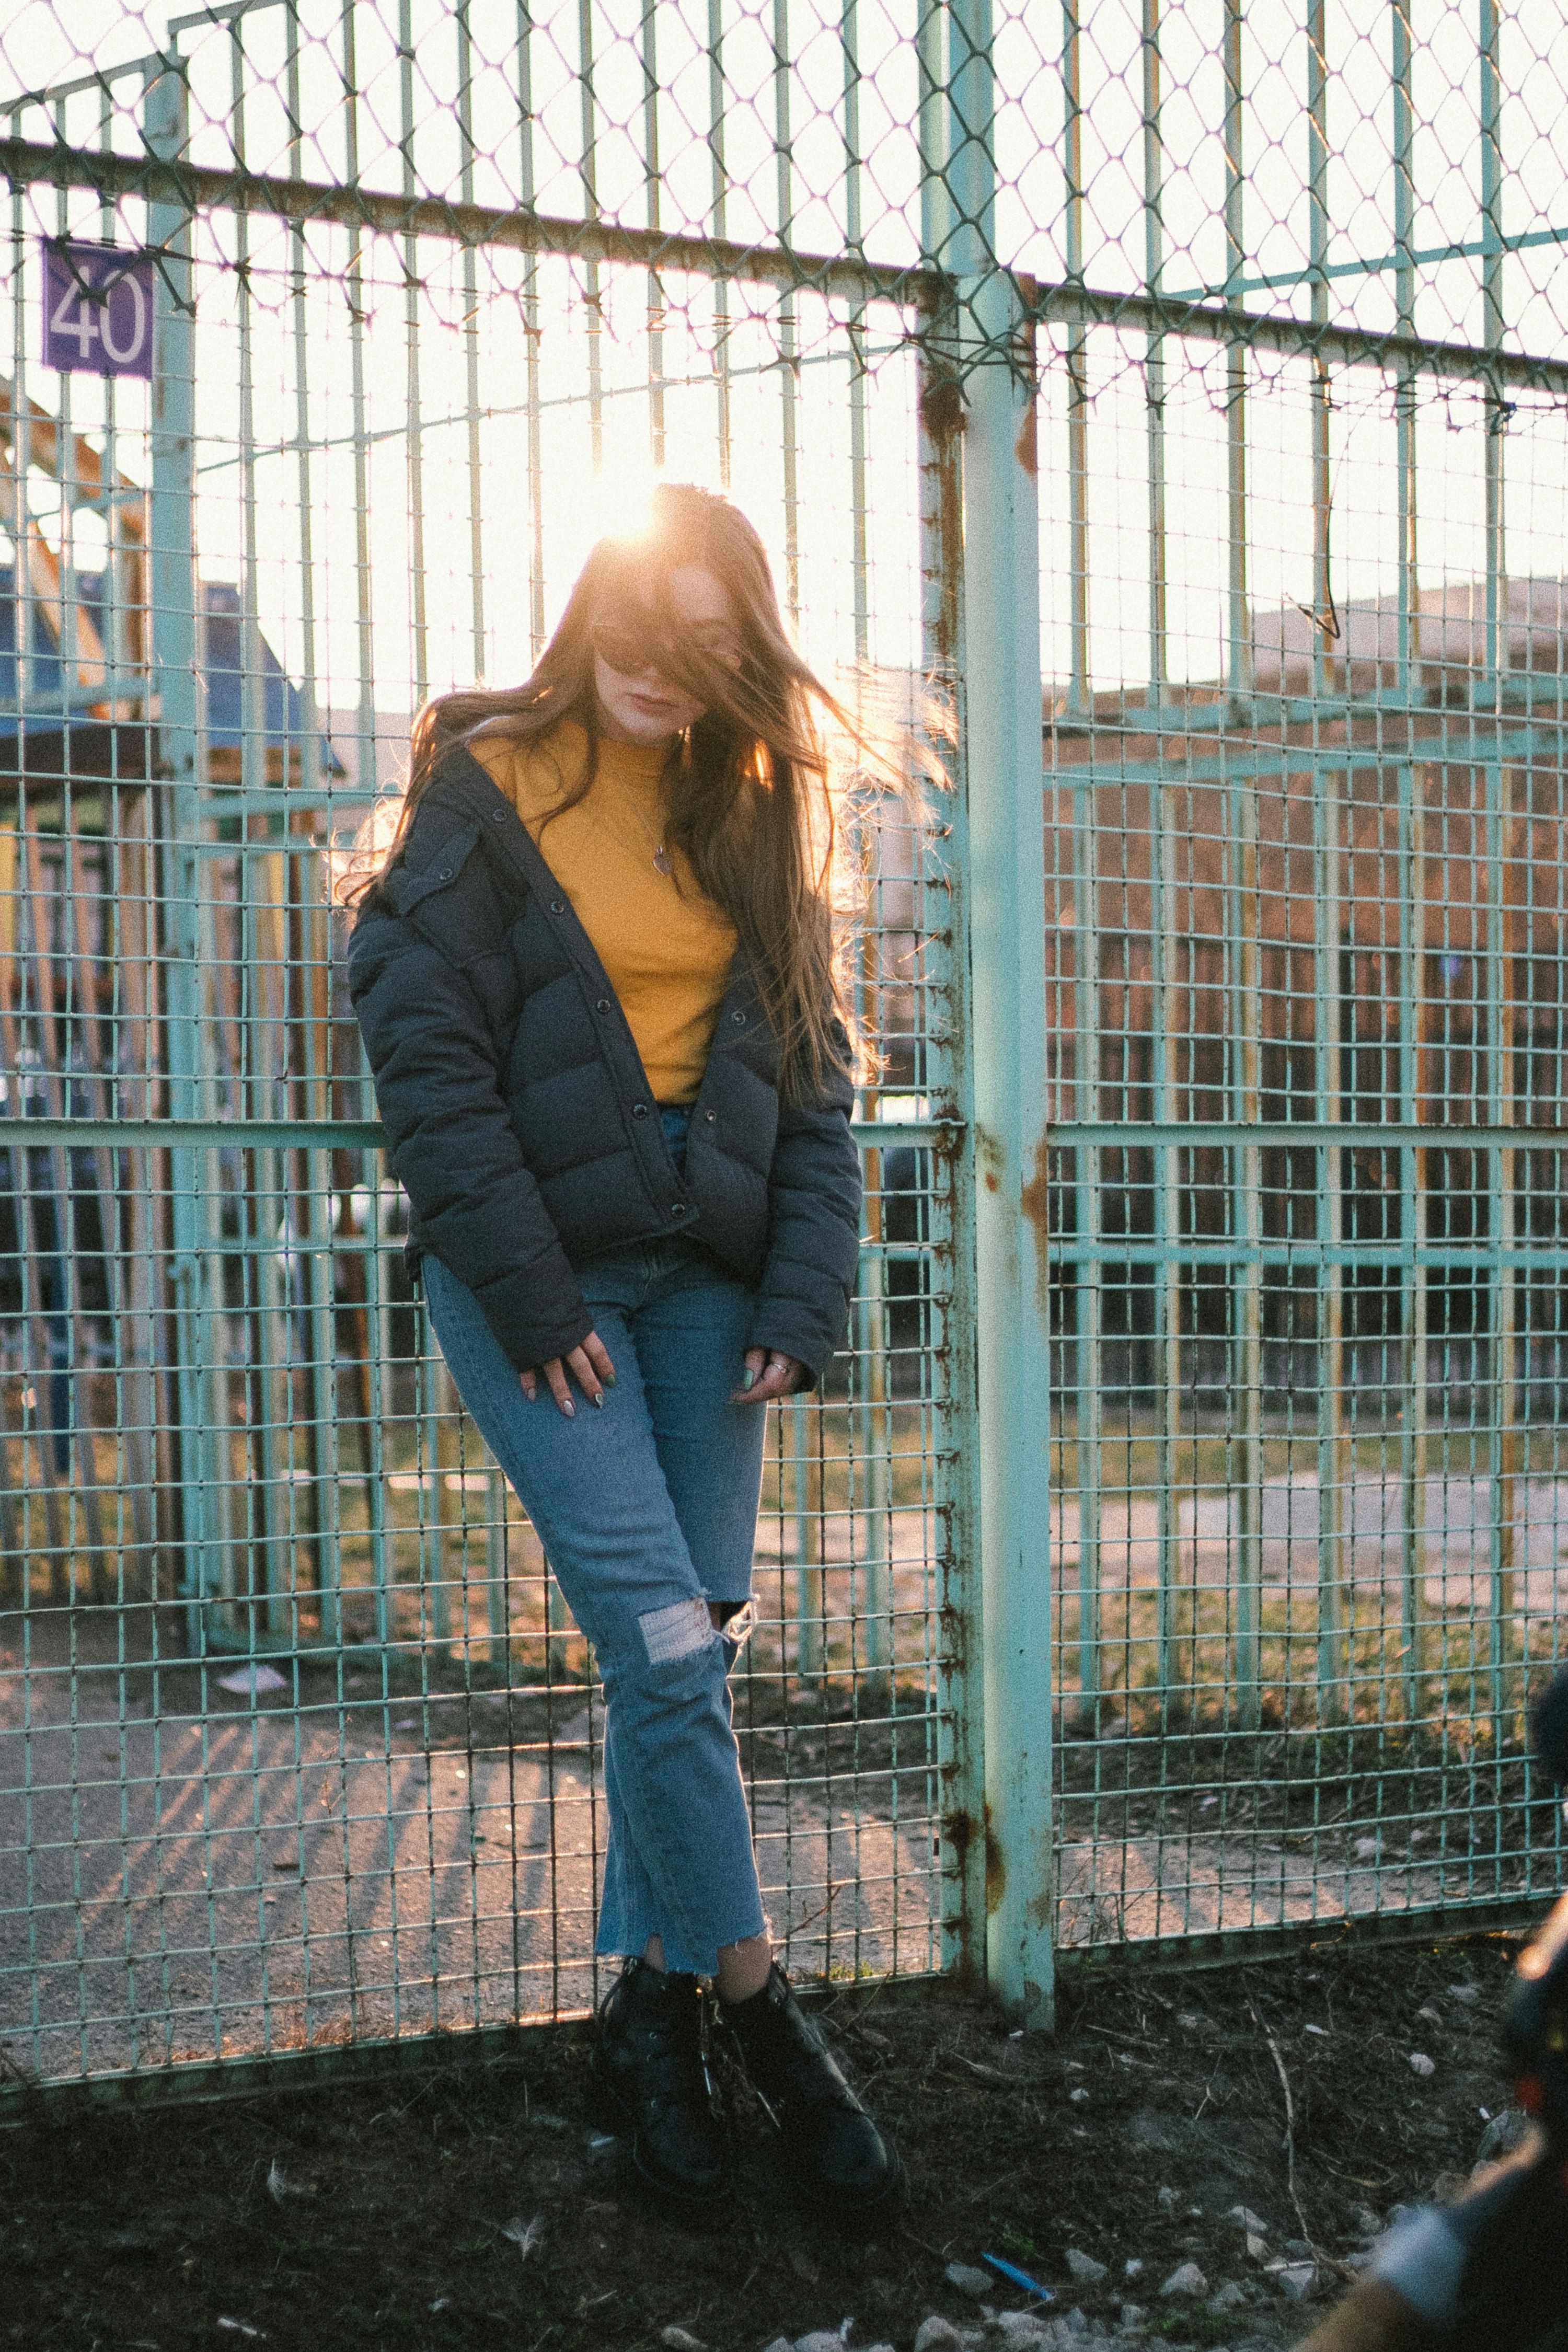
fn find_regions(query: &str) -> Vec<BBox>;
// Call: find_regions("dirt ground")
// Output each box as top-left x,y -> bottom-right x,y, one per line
0,1929 -> 1534,2352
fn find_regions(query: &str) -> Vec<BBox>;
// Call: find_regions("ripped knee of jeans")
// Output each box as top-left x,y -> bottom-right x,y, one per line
637,1596 -> 722,1668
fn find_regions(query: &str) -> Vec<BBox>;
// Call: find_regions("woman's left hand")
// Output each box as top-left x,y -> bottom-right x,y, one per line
732,1346 -> 803,1403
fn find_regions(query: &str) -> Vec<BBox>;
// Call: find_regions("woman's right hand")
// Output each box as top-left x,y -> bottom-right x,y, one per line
521,1330 -> 616,1415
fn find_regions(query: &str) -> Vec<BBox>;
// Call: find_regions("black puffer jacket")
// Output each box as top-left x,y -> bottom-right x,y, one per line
348,744 -> 862,1382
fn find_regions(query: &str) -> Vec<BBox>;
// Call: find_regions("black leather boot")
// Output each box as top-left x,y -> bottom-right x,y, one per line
719,1964 -> 900,2210
592,1958 -> 730,2202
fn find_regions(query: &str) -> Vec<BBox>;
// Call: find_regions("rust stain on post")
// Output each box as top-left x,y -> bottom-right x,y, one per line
984,1802 -> 1006,1916
919,369 -> 966,448
942,1806 -> 983,1981
919,359 -> 965,678
1013,310 -> 1040,475
1019,1131 -> 1052,1311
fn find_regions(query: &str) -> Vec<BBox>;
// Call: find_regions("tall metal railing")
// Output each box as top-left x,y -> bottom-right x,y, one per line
1,0 -> 1567,2092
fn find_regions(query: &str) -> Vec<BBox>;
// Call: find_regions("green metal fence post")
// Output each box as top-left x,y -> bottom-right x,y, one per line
1392,0 -> 1430,1723
918,338 -> 985,1978
144,60 -> 214,1654
948,0 -> 1054,2028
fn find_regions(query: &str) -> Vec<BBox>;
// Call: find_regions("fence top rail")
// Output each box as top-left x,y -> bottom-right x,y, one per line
0,131 -> 935,313
6,130 -> 1568,396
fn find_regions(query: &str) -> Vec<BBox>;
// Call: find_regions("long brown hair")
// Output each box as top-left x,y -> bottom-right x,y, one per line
341,483 -> 874,1102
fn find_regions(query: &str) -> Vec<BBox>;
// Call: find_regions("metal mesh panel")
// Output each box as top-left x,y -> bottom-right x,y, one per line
1039,6 -> 1568,1957
0,2 -> 970,2086
3,0 -> 1568,2081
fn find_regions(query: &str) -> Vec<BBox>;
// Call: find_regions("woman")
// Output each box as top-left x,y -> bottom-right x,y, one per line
345,483 -> 897,2210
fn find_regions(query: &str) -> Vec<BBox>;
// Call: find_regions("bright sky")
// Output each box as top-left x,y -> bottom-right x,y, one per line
4,0 -> 1568,722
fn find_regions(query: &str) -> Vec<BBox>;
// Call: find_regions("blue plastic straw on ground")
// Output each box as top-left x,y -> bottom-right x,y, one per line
981,2254 -> 1054,2302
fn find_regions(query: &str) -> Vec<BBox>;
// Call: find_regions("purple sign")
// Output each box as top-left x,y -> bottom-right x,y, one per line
41,240 -> 155,379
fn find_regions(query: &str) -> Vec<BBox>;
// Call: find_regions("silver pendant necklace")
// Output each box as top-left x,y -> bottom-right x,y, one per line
607,768 -> 674,875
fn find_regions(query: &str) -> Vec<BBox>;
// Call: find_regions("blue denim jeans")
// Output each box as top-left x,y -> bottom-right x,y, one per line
421,1117 -> 768,1976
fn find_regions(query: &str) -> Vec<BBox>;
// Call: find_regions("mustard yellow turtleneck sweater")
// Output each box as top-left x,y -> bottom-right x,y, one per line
472,721 -> 738,1107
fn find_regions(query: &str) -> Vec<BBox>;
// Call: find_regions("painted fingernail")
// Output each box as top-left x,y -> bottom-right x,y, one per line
593,1391 -> 604,1409
603,1371 -> 616,1387
561,1400 -> 575,1417
743,1369 -> 756,1390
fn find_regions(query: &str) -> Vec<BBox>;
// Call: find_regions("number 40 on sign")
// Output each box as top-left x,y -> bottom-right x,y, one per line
42,240 -> 156,379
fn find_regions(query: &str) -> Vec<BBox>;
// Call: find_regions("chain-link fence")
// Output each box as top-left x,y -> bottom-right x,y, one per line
2,0 -> 1567,2092
1035,4 -> 1568,1965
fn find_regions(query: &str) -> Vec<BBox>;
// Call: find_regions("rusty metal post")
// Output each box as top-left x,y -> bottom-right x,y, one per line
948,0 -> 1054,2029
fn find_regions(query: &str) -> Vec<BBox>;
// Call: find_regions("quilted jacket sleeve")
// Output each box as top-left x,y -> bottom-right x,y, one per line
746,1054 -> 863,1384
349,874 -> 594,1377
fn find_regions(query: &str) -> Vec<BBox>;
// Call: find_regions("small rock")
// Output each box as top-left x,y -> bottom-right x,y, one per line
1448,1982 -> 1481,2004
1408,2051 -> 1435,2077
1117,2308 -> 1147,2333
1065,2250 -> 1108,2284
1068,2086 -> 1090,2104
1273,2263 -> 1318,2301
1207,2282 -> 1248,2313
1244,2236 -> 1269,2264
1477,2108 -> 1528,2163
1227,2207 -> 1269,2236
1060,2315 -> 1088,2339
915,2322 -> 965,2352
1417,2004 -> 1442,2025
661,2332 -> 705,2352
761,2339 -> 794,2352
795,2335 -> 844,2352
991,2319 -> 1051,2348
1283,2241 -> 1312,2262
947,2265 -> 995,2300
1123,2260 -> 1144,2279
1160,2264 -> 1206,2300
1157,2187 -> 1179,2215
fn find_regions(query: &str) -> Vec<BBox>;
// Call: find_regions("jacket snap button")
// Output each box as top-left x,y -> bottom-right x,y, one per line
489,808 -> 506,822
632,1103 -> 649,1118
437,866 -> 452,881
550,897 -> 566,915
731,1009 -> 746,1025
671,1203 -> 685,1217
596,998 -> 610,1013
704,1109 -> 717,1123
